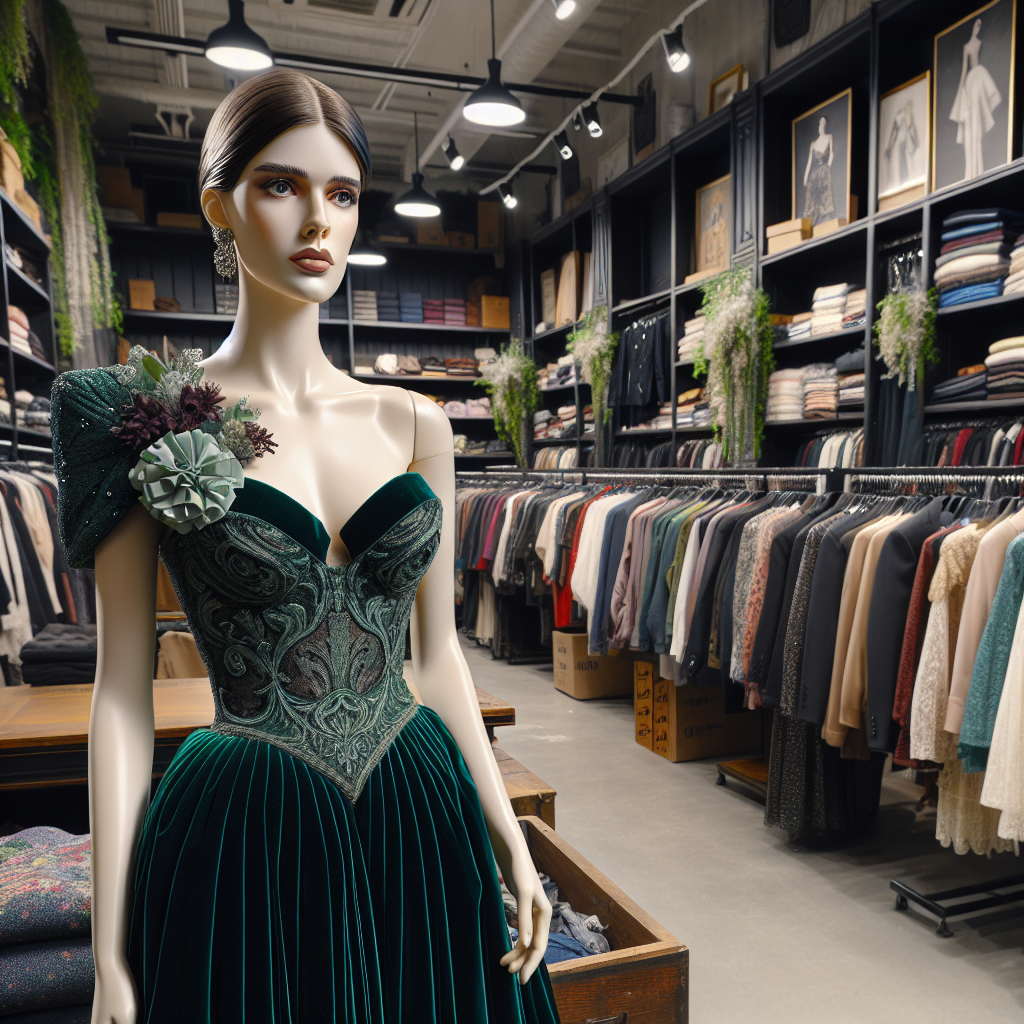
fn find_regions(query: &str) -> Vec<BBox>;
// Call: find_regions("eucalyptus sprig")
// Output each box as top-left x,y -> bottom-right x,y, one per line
695,266 -> 774,463
476,339 -> 540,468
873,286 -> 938,391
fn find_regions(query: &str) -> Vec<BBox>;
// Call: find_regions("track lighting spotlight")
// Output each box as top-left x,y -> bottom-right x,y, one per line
572,110 -> 583,132
205,0 -> 272,70
553,130 -> 573,161
582,102 -> 602,138
498,183 -> 517,209
662,25 -> 689,73
551,0 -> 576,19
442,135 -> 465,171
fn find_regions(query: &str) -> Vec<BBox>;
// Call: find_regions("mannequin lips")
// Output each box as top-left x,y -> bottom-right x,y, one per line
290,247 -> 334,274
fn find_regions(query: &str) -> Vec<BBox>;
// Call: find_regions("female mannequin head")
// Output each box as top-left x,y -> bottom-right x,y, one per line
200,69 -> 370,305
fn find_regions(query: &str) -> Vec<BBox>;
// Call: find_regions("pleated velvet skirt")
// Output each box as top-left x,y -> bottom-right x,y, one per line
128,706 -> 560,1024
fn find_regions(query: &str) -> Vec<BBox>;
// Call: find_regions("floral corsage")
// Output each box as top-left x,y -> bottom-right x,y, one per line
108,346 -> 277,533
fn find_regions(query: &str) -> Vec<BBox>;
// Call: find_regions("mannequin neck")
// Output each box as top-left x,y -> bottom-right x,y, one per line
210,266 -> 341,394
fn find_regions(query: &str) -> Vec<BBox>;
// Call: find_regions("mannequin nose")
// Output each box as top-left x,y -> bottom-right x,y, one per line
302,221 -> 330,241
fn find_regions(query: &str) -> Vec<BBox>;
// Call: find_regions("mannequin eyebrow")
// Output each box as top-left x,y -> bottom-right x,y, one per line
253,163 -> 360,191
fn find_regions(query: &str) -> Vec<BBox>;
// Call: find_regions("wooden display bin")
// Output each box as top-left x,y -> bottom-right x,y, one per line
519,816 -> 688,1024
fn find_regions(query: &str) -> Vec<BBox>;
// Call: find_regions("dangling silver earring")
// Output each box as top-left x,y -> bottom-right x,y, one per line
212,227 -> 237,280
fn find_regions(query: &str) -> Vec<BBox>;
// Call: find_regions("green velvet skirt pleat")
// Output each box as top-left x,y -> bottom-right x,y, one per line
128,707 -> 560,1024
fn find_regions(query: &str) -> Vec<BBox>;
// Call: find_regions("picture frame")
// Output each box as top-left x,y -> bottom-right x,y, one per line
695,174 -> 732,275
933,0 -> 1016,190
597,135 -> 631,188
708,64 -> 744,116
878,72 -> 930,211
791,88 -> 852,227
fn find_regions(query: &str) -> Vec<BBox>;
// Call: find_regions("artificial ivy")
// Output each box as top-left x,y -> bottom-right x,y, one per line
477,339 -> 540,469
694,266 -> 775,464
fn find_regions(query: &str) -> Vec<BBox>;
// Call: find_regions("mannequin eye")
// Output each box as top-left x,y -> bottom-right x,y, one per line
329,188 -> 358,208
263,179 -> 296,197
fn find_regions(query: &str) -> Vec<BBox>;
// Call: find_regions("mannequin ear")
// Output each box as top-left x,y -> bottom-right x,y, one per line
202,188 -> 231,230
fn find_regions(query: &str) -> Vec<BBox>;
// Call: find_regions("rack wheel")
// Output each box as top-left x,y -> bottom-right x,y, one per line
716,772 -> 726,786
894,894 -> 908,911
936,919 -> 954,938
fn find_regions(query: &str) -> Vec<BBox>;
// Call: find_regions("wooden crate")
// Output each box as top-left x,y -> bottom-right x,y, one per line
494,746 -> 556,828
519,816 -> 688,1024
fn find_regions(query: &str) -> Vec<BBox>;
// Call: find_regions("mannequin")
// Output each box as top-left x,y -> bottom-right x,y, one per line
53,70 -> 557,1023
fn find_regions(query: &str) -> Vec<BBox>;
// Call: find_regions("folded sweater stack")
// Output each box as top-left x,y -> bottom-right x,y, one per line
985,336 -> 1024,399
1003,235 -> 1024,296
930,364 -> 988,404
842,289 -> 866,330
677,314 -> 705,363
810,283 -> 850,336
785,311 -> 812,342
934,208 -> 1024,307
838,372 -> 864,409
766,368 -> 805,422
802,363 -> 838,418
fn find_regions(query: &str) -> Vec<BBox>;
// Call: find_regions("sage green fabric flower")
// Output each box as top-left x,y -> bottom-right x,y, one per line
129,429 -> 244,533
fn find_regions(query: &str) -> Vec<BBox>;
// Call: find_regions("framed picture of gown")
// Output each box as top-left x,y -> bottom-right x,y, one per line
878,73 -> 930,211
695,174 -> 732,275
792,88 -> 852,227
933,0 -> 1016,190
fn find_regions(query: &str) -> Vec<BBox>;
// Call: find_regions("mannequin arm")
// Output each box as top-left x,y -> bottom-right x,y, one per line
408,397 -> 551,983
90,503 -> 163,1024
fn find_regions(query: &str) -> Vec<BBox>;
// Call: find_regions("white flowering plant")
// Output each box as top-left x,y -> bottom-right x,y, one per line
873,286 -> 938,391
694,267 -> 774,463
476,339 -> 539,468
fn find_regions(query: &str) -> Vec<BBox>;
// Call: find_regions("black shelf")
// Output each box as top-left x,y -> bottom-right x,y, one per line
924,398 -> 1024,415
0,340 -> 56,374
454,452 -> 514,460
773,327 -> 866,350
760,221 -> 869,268
373,240 -> 502,257
532,436 -> 580,446
6,263 -> 49,305
611,289 -> 673,316
351,373 -> 483,384
538,381 -> 582,393
105,221 -> 211,238
616,427 -> 674,438
531,323 -> 576,343
765,413 -> 864,427
445,416 -> 497,423
0,190 -> 50,252
351,319 -> 508,334
123,309 -> 235,323
937,293 -> 1024,318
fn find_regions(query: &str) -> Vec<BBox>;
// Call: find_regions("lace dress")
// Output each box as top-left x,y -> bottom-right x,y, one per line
803,146 -> 836,225
51,368 -> 560,1024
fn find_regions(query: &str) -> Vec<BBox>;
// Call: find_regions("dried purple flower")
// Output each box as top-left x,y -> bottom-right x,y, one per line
244,421 -> 278,459
178,382 -> 225,430
111,394 -> 179,455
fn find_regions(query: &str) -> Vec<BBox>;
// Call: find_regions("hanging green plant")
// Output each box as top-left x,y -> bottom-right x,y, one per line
873,286 -> 938,391
567,305 -> 618,465
0,0 -> 120,360
476,339 -> 540,469
694,266 -> 775,464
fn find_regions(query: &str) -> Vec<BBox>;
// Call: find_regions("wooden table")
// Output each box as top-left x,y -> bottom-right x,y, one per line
0,678 -> 516,790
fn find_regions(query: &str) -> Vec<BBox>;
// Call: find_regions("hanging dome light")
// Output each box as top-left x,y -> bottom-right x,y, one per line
348,227 -> 387,266
463,0 -> 525,127
395,112 -> 441,219
662,25 -> 690,73
205,0 -> 273,71
464,59 -> 525,127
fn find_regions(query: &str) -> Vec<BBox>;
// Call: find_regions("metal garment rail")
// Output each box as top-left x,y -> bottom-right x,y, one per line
836,467 -> 1024,498
458,466 -> 830,490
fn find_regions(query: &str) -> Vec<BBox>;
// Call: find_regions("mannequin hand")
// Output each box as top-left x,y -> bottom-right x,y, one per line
91,955 -> 137,1024
498,848 -> 552,985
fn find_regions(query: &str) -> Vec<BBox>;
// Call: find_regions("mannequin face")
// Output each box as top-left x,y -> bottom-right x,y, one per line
202,121 -> 362,305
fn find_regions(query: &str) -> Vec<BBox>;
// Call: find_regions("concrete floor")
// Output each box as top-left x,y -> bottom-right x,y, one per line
460,639 -> 1024,1024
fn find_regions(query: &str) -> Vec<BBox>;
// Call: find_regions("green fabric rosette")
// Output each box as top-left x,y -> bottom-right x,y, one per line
129,429 -> 244,533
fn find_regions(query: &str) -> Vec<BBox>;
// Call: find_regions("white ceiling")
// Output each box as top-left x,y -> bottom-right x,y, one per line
68,0 -> 653,185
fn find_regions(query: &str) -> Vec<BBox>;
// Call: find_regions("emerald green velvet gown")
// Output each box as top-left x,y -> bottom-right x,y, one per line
51,369 -> 561,1024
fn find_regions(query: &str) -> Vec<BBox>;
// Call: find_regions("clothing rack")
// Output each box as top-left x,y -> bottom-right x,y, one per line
840,468 -> 1024,500
462,466 -> 828,491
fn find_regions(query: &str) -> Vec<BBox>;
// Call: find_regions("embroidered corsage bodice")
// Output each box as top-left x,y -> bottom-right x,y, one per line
51,365 -> 441,801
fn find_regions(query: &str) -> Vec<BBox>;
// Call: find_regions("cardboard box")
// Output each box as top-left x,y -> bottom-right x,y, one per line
553,630 -> 639,700
477,200 -> 501,249
445,230 -> 475,248
879,183 -> 924,213
1,140 -> 24,198
156,212 -> 202,230
14,189 -> 41,232
128,278 -> 156,311
417,217 -> 446,245
97,165 -> 133,208
634,658 -> 656,749
766,229 -> 807,255
811,217 -> 848,238
540,269 -> 557,325
766,217 -> 811,238
651,676 -> 762,762
481,294 -> 510,329
683,267 -> 720,286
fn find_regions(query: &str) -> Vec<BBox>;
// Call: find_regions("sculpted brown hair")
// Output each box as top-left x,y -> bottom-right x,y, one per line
199,69 -> 371,197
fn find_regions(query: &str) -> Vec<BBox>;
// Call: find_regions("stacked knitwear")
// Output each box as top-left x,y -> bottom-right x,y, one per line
842,289 -> 866,330
934,208 -> 1024,307
930,364 -> 988,404
985,336 -> 1024,399
677,314 -> 705,363
802,364 -> 838,418
400,292 -> 423,323
7,304 -> 32,356
352,289 -> 378,321
766,369 -> 805,422
838,372 -> 864,409
376,291 -> 400,321
785,312 -> 812,342
423,298 -> 445,324
444,299 -> 467,326
1003,235 -> 1024,295
810,283 -> 850,336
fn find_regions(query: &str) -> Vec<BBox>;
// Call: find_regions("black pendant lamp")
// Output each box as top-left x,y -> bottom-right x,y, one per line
395,113 -> 441,219
205,0 -> 272,71
349,227 -> 387,266
463,0 -> 525,127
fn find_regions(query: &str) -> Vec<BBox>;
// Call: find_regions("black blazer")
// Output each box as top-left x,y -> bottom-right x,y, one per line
865,497 -> 951,751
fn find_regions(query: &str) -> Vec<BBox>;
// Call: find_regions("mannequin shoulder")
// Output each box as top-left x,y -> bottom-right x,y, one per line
410,391 -> 453,462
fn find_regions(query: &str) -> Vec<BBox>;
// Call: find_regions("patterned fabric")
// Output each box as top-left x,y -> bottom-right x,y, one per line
0,938 -> 94,1015
0,828 -> 91,947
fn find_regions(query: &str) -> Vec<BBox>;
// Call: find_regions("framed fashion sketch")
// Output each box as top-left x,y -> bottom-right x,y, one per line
695,174 -> 732,274
878,73 -> 931,211
708,64 -> 743,115
792,88 -> 852,226
933,0 -> 1016,190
